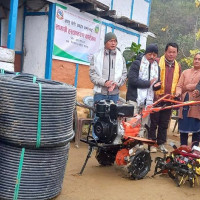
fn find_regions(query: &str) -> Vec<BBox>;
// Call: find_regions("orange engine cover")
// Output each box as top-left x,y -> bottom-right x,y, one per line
122,119 -> 141,138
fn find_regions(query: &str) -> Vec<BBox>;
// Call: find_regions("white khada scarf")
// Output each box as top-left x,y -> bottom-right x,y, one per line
137,55 -> 159,106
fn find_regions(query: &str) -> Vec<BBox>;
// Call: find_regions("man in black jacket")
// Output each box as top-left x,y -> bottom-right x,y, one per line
126,44 -> 161,138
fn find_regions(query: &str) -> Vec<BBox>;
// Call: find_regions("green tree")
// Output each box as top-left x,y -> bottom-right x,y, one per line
180,0 -> 200,68
123,42 -> 145,70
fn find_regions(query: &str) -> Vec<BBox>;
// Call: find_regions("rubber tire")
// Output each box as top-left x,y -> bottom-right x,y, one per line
95,148 -> 117,166
128,149 -> 151,180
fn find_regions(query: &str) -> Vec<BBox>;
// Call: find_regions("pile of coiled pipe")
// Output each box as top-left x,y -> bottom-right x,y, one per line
0,73 -> 76,199
0,74 -> 76,147
0,142 -> 70,200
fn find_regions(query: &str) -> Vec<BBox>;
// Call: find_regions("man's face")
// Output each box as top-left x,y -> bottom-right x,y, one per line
193,54 -> 200,69
165,46 -> 178,62
145,52 -> 157,64
105,39 -> 117,50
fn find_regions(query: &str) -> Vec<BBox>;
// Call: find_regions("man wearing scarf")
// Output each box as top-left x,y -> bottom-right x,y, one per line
149,43 -> 181,153
126,44 -> 161,138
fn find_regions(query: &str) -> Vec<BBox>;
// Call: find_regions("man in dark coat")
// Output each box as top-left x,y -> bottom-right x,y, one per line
126,44 -> 161,107
126,44 -> 161,138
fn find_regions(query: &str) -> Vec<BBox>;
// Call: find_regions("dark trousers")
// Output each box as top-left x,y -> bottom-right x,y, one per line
180,132 -> 200,146
148,109 -> 172,145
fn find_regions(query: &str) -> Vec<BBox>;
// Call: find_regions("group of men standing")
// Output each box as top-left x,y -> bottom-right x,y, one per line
89,32 -> 181,153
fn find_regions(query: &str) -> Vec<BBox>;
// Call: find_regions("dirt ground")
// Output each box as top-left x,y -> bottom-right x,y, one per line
54,123 -> 200,200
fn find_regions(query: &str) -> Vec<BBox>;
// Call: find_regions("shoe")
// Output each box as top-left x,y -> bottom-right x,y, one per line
158,144 -> 168,153
150,146 -> 157,153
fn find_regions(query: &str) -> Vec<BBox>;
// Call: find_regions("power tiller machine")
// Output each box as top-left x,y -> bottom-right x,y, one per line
79,94 -> 200,180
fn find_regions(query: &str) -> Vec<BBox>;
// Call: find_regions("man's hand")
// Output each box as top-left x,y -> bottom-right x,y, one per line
104,80 -> 113,87
104,80 -> 116,92
150,78 -> 157,85
108,82 -> 117,92
192,89 -> 200,98
154,81 -> 161,88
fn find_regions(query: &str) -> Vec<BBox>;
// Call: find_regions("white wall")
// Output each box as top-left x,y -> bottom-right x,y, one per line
1,19 -> 8,47
1,7 -> 23,51
132,0 -> 150,25
100,0 -> 151,26
15,6 -> 23,51
140,33 -> 149,49
112,0 -> 132,19
0,3 -> 48,77
22,15 -> 48,78
99,0 -> 111,8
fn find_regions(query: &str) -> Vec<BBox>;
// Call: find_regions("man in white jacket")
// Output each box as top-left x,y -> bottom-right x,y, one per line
89,32 -> 127,103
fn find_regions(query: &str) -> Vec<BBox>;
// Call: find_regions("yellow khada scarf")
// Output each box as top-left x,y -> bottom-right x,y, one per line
156,55 -> 179,95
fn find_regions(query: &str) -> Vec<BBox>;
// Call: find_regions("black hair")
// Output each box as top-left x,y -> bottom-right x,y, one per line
165,43 -> 179,52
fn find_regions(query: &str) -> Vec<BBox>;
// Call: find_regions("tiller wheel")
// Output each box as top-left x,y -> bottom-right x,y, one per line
128,149 -> 151,180
96,148 -> 118,166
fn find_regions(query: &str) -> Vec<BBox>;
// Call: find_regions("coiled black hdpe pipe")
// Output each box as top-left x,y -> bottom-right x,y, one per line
0,73 -> 76,200
0,142 -> 70,200
0,74 -> 76,147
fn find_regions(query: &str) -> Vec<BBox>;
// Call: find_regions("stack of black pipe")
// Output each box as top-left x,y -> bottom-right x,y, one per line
0,73 -> 76,200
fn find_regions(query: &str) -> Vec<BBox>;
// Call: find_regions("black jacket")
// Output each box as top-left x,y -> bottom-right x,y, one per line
126,54 -> 161,102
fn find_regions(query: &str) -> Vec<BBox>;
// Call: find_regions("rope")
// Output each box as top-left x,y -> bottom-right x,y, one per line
13,148 -> 25,200
36,83 -> 42,148
1,69 -> 5,74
